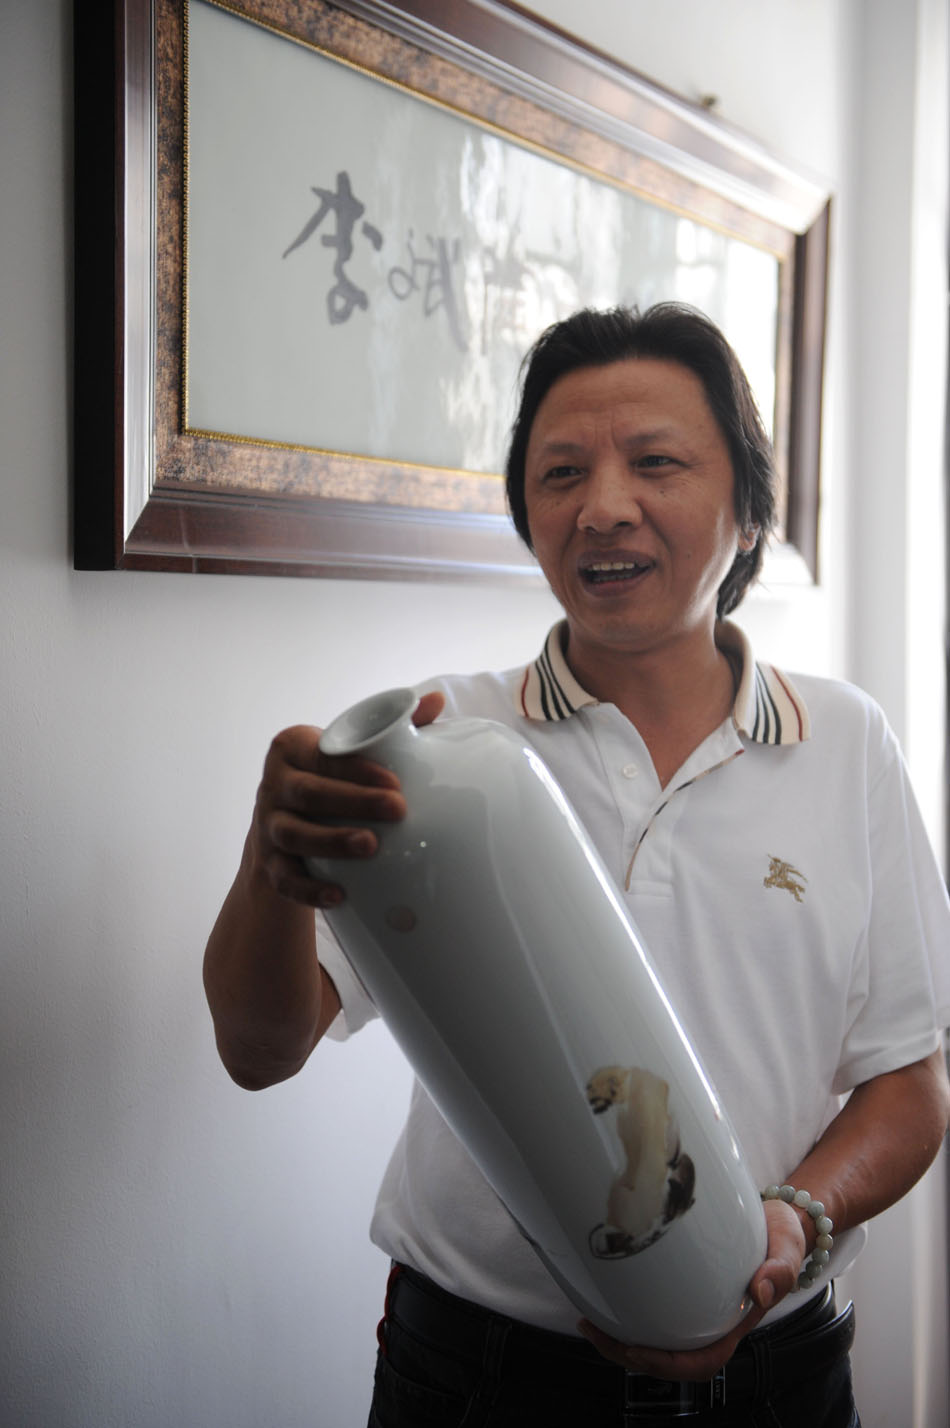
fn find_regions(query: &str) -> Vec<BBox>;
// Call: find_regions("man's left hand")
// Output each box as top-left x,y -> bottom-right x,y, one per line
577,1197 -> 805,1381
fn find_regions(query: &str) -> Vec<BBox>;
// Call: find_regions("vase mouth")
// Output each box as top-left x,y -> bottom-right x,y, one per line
320,687 -> 419,758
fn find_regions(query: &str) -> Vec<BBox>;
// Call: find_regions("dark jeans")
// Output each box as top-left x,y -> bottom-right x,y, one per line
367,1267 -> 860,1428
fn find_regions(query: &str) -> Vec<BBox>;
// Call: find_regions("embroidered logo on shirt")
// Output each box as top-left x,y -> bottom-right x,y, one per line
764,855 -> 807,902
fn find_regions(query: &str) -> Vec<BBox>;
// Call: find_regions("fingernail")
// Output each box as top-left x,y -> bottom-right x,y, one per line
757,1280 -> 775,1309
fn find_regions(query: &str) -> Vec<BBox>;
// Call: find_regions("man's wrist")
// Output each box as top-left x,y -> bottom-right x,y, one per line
762,1185 -> 834,1290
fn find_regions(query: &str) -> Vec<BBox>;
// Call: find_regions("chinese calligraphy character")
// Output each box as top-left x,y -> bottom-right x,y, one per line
480,247 -> 534,351
283,170 -> 383,325
388,231 -> 468,351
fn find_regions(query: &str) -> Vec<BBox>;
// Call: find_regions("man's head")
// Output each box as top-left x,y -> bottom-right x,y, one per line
505,304 -> 777,617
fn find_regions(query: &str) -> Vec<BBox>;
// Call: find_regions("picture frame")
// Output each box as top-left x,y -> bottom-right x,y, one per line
74,0 -> 831,583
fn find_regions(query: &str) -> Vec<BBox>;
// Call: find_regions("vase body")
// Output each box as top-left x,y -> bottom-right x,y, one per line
308,689 -> 767,1349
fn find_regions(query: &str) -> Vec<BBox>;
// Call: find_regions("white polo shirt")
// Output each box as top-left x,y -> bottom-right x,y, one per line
319,620 -> 950,1334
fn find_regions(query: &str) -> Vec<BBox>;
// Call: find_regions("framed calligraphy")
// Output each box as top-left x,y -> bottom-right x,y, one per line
74,0 -> 830,582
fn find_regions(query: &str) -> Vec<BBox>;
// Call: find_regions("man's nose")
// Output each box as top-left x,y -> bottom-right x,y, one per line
576,464 -> 643,532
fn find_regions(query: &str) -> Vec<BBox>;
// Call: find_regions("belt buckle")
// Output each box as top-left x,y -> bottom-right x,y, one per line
623,1367 -> 726,1419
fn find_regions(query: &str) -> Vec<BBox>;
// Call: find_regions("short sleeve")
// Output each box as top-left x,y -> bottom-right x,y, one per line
316,910 -> 379,1041
834,725 -> 950,1091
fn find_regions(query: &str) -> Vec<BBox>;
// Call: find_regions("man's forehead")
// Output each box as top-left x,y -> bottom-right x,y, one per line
527,361 -> 722,449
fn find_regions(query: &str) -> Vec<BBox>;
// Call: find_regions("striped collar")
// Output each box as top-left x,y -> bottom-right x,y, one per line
516,620 -> 810,746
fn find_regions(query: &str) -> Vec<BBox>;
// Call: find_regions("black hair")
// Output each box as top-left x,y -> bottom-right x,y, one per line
504,303 -> 777,617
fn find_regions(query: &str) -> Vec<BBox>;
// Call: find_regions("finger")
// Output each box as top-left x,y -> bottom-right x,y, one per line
269,725 -> 403,790
314,748 -> 406,789
749,1259 -> 796,1312
412,691 -> 445,727
280,770 -> 408,826
577,1309 -> 759,1382
262,851 -> 346,909
751,1199 -> 807,1308
268,808 -> 384,863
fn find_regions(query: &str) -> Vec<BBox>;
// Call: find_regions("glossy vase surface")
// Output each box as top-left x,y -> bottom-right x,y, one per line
308,689 -> 767,1349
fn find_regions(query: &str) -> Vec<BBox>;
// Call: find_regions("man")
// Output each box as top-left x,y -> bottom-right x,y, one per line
204,305 -> 950,1425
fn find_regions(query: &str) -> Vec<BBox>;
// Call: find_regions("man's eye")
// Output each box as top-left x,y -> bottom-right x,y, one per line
543,465 -> 581,481
638,454 -> 674,470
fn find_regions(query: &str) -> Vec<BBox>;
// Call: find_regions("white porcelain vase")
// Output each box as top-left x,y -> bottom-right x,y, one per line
308,689 -> 767,1349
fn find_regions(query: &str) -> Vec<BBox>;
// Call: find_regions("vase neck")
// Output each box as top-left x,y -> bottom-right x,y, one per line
320,688 -> 420,770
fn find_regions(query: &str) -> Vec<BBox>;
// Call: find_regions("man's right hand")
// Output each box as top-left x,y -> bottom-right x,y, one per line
248,690 -> 445,909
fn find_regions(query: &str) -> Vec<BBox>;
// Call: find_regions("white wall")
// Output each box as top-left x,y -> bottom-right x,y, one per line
1,1 -> 945,1426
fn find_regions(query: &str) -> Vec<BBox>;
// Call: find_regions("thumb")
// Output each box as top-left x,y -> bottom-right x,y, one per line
752,1198 -> 809,1310
412,691 -> 445,728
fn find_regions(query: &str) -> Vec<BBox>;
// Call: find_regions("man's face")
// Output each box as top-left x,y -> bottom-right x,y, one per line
523,358 -> 752,683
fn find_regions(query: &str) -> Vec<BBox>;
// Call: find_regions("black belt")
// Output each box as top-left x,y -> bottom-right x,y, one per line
386,1264 -> 855,1419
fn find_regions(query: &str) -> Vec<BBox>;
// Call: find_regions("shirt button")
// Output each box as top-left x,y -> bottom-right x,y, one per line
621,763 -> 638,778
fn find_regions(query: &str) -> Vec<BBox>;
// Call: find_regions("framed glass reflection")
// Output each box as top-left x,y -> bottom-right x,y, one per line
74,0 -> 830,582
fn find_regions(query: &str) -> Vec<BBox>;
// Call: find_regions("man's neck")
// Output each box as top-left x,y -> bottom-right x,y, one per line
564,627 -> 737,788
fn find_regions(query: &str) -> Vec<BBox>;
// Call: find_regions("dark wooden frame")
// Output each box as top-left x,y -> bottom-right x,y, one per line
74,0 -> 831,582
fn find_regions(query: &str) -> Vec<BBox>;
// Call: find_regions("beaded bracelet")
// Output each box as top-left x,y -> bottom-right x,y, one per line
761,1184 -> 834,1291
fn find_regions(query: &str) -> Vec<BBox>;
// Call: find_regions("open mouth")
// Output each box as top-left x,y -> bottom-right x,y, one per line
581,559 -> 652,586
